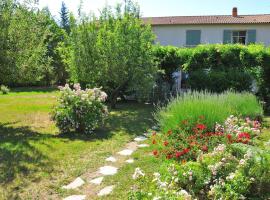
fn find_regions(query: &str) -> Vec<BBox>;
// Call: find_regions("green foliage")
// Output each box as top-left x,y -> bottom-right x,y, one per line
0,85 -> 10,94
153,44 -> 270,109
156,91 -> 263,133
130,145 -> 270,199
52,84 -> 108,134
68,1 -> 157,107
60,1 -> 70,34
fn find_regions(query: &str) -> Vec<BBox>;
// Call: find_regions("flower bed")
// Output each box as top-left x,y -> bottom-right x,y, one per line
129,92 -> 269,200
151,116 -> 261,162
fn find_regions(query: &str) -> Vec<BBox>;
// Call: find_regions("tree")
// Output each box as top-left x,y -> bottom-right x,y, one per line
60,1 -> 70,34
0,0 -> 53,86
68,0 -> 157,108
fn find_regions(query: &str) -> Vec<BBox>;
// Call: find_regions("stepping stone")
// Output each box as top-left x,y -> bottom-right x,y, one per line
106,156 -> 117,162
97,185 -> 115,196
62,177 -> 85,189
90,177 -> 104,185
143,132 -> 152,137
125,159 -> 134,163
117,149 -> 134,156
134,136 -> 147,142
137,144 -> 149,148
99,166 -> 118,176
63,195 -> 86,200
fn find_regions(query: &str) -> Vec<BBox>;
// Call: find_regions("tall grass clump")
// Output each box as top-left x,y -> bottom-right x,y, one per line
156,91 -> 263,132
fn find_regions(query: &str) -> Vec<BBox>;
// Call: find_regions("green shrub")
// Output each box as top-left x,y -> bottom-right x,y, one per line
156,91 -> 263,133
153,44 -> 270,109
52,84 -> 108,134
0,85 -> 10,94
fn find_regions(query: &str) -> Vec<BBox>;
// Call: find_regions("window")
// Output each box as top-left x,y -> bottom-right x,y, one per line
186,30 -> 201,47
232,31 -> 247,44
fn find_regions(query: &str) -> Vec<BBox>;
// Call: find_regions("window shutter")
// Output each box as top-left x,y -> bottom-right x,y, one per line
223,30 -> 232,44
186,30 -> 201,46
247,30 -> 256,44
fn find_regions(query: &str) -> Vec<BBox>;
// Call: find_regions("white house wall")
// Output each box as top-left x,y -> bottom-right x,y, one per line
152,24 -> 270,46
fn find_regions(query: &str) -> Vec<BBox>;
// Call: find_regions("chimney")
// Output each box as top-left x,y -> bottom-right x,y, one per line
232,7 -> 238,17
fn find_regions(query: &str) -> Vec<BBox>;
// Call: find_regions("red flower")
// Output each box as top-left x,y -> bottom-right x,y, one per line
238,132 -> 250,140
153,150 -> 158,156
175,151 -> 183,158
167,130 -> 173,136
196,124 -> 207,131
202,145 -> 208,152
227,134 -> 233,143
152,139 -> 157,144
166,154 -> 173,159
152,131 -> 157,136
183,148 -> 190,154
163,141 -> 169,146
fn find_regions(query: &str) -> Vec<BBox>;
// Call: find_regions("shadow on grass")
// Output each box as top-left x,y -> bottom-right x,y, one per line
11,87 -> 57,93
59,102 -> 154,140
0,122 -> 52,185
0,102 -> 154,185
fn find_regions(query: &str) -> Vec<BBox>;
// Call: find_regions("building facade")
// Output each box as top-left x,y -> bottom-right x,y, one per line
143,8 -> 270,47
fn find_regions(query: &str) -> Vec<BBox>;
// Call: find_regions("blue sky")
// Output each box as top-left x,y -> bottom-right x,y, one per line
38,0 -> 270,19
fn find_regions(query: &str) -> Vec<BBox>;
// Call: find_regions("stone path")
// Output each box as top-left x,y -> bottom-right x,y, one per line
62,135 -> 150,200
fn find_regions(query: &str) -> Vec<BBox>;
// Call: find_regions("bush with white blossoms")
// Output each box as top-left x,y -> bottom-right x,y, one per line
52,83 -> 108,134
129,143 -> 270,200
215,115 -> 261,137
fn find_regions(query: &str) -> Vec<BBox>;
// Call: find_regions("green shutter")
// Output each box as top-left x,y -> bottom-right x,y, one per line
247,30 -> 256,44
186,30 -> 201,46
223,30 -> 232,44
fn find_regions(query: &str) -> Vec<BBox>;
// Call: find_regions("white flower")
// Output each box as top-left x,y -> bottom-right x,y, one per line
153,197 -> 161,200
226,173 -> 235,180
250,177 -> 255,181
132,168 -> 145,180
239,159 -> 246,165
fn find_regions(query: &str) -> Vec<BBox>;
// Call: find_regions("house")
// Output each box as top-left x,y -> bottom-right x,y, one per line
143,8 -> 270,47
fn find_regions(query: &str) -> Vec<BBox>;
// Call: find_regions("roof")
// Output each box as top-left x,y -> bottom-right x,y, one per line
142,14 -> 270,25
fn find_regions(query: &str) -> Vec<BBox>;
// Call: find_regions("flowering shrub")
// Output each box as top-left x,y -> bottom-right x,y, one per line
129,144 -> 270,199
52,84 -> 108,134
151,116 -> 261,162
0,85 -> 10,94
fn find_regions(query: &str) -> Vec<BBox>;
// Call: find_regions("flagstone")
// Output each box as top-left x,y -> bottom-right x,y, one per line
125,159 -> 134,163
89,177 -> 104,185
97,185 -> 115,196
63,195 -> 86,200
117,149 -> 134,156
137,144 -> 149,148
134,136 -> 147,142
99,166 -> 118,175
62,177 -> 85,190
106,156 -> 117,162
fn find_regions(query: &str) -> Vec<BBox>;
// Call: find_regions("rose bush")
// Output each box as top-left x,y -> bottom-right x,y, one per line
151,116 -> 261,162
52,83 -> 108,134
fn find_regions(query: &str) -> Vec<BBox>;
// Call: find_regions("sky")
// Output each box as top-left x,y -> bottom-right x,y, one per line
38,0 -> 270,20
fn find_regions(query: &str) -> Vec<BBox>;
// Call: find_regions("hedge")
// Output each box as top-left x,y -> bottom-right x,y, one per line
153,44 -> 270,111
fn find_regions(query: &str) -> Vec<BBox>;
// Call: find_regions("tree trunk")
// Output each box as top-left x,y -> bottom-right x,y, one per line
109,81 -> 128,109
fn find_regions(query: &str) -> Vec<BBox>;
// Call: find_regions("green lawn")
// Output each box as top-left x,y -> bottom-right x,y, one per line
0,88 -> 159,200
1,88 -> 269,200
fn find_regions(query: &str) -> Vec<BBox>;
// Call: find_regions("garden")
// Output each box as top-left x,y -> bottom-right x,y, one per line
0,0 -> 270,200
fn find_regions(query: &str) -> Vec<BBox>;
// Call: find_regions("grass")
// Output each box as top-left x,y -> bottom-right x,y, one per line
0,88 -> 156,200
156,91 -> 263,133
1,88 -> 268,200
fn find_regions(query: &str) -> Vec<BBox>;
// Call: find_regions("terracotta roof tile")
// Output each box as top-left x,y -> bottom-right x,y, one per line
142,15 -> 270,25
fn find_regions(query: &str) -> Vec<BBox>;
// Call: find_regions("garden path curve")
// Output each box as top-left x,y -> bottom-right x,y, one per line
62,135 -> 148,200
